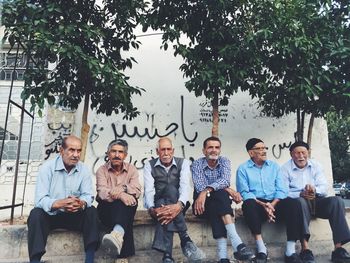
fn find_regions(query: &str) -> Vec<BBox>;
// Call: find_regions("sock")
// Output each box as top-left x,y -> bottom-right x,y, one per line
216,237 -> 228,260
113,224 -> 125,235
225,223 -> 243,252
178,231 -> 192,247
163,252 -> 173,259
256,239 -> 267,254
285,241 -> 296,256
85,244 -> 96,263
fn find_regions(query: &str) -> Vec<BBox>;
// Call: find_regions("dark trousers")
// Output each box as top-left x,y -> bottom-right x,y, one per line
27,207 -> 99,261
296,196 -> 350,245
242,198 -> 304,241
152,185 -> 188,254
193,189 -> 233,239
97,199 -> 137,257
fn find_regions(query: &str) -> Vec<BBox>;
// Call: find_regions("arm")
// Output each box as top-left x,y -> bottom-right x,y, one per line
77,165 -> 94,207
143,161 -> 155,209
236,165 -> 256,201
313,161 -> 328,196
191,159 -> 208,193
178,159 -> 191,205
273,165 -> 288,200
35,161 -> 59,213
96,165 -> 114,202
123,164 -> 141,199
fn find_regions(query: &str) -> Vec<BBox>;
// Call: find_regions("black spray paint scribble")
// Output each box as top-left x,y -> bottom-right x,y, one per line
44,123 -> 72,160
272,141 -> 292,159
89,96 -> 198,172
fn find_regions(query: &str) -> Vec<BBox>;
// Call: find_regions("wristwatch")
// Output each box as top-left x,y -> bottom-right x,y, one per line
206,189 -> 211,197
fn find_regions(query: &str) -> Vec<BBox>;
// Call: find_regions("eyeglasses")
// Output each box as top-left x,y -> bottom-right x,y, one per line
251,147 -> 268,151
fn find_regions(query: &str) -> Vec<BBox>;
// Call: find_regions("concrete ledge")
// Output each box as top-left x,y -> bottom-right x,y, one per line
0,208 -> 347,262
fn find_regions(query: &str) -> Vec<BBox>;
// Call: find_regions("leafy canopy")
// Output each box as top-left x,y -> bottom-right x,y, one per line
2,0 -> 146,118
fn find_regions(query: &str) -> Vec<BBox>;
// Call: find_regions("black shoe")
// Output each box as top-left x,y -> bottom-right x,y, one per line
300,249 -> 315,263
218,259 -> 230,263
234,243 -> 255,260
332,247 -> 350,263
285,253 -> 302,263
255,252 -> 268,263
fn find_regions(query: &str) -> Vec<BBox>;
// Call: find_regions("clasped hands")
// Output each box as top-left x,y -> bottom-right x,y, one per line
300,184 -> 316,200
53,196 -> 85,213
149,203 -> 182,225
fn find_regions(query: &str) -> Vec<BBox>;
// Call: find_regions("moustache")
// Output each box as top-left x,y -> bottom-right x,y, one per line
112,157 -> 122,161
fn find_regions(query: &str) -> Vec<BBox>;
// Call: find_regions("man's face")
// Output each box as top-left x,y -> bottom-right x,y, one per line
60,137 -> 82,170
108,144 -> 127,168
248,142 -> 268,164
203,140 -> 221,161
291,146 -> 309,168
157,139 -> 174,167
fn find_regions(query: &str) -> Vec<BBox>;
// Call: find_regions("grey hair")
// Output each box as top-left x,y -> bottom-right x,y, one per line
107,139 -> 128,153
156,137 -> 173,150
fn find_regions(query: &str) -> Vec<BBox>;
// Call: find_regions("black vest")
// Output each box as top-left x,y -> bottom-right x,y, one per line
149,157 -> 184,201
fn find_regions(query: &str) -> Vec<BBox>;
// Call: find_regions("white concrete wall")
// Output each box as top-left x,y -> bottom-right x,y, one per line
0,31 -> 333,219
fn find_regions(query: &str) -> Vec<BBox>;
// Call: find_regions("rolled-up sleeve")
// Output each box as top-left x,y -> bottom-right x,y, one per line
35,162 -> 57,213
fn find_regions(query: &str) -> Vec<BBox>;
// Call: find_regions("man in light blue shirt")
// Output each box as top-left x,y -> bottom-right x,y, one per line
27,135 -> 99,263
282,141 -> 350,263
236,138 -> 304,263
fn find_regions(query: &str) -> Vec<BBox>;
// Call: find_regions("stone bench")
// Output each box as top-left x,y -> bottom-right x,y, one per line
0,208 -> 342,262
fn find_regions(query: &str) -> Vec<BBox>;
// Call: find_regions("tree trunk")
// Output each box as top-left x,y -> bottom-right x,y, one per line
307,113 -> 315,157
211,92 -> 219,137
80,94 -> 90,162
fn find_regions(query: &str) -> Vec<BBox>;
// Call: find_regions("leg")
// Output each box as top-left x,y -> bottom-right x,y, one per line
27,208 -> 51,262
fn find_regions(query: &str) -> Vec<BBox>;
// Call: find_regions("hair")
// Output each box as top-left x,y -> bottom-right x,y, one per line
156,137 -> 173,150
203,136 -> 221,148
289,141 -> 309,152
245,138 -> 264,151
107,139 -> 128,153
61,135 -> 81,149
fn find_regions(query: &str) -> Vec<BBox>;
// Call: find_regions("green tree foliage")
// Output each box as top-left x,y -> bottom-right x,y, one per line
2,0 -> 146,159
144,0 -> 264,136
327,110 -> 350,182
248,0 -> 350,143
1,0 -> 145,117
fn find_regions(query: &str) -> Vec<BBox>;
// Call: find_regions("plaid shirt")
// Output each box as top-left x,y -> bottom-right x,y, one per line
191,156 -> 231,193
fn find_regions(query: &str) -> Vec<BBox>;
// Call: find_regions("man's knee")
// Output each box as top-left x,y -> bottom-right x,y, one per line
28,208 -> 47,225
329,196 -> 345,210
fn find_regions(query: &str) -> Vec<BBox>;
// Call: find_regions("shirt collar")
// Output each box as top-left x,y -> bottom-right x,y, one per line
154,158 -> 177,168
291,159 -> 312,170
107,161 -> 128,172
247,158 -> 271,168
55,155 -> 80,173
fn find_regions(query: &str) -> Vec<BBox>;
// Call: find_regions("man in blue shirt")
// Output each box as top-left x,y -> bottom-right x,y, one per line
282,141 -> 350,263
236,138 -> 304,263
192,136 -> 254,263
27,135 -> 99,263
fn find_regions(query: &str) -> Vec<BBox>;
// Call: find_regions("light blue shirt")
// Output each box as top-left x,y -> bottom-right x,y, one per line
236,159 -> 288,201
35,155 -> 94,215
143,157 -> 191,209
191,156 -> 231,193
281,159 -> 328,198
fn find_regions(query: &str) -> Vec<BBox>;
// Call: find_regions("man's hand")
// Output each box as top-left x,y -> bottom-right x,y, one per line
154,203 -> 182,225
300,184 -> 316,200
224,188 -> 243,204
52,196 -> 84,213
256,199 -> 276,223
194,190 -> 207,215
119,192 -> 137,206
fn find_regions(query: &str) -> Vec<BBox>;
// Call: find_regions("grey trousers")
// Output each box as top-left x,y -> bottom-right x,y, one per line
297,196 -> 350,245
152,185 -> 187,253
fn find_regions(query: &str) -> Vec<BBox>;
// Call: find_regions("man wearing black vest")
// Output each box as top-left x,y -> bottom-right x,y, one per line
143,137 -> 205,263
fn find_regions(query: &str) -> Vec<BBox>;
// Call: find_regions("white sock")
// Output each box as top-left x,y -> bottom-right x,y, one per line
256,239 -> 267,254
113,224 -> 125,236
216,237 -> 228,260
225,223 -> 243,252
285,241 -> 296,256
